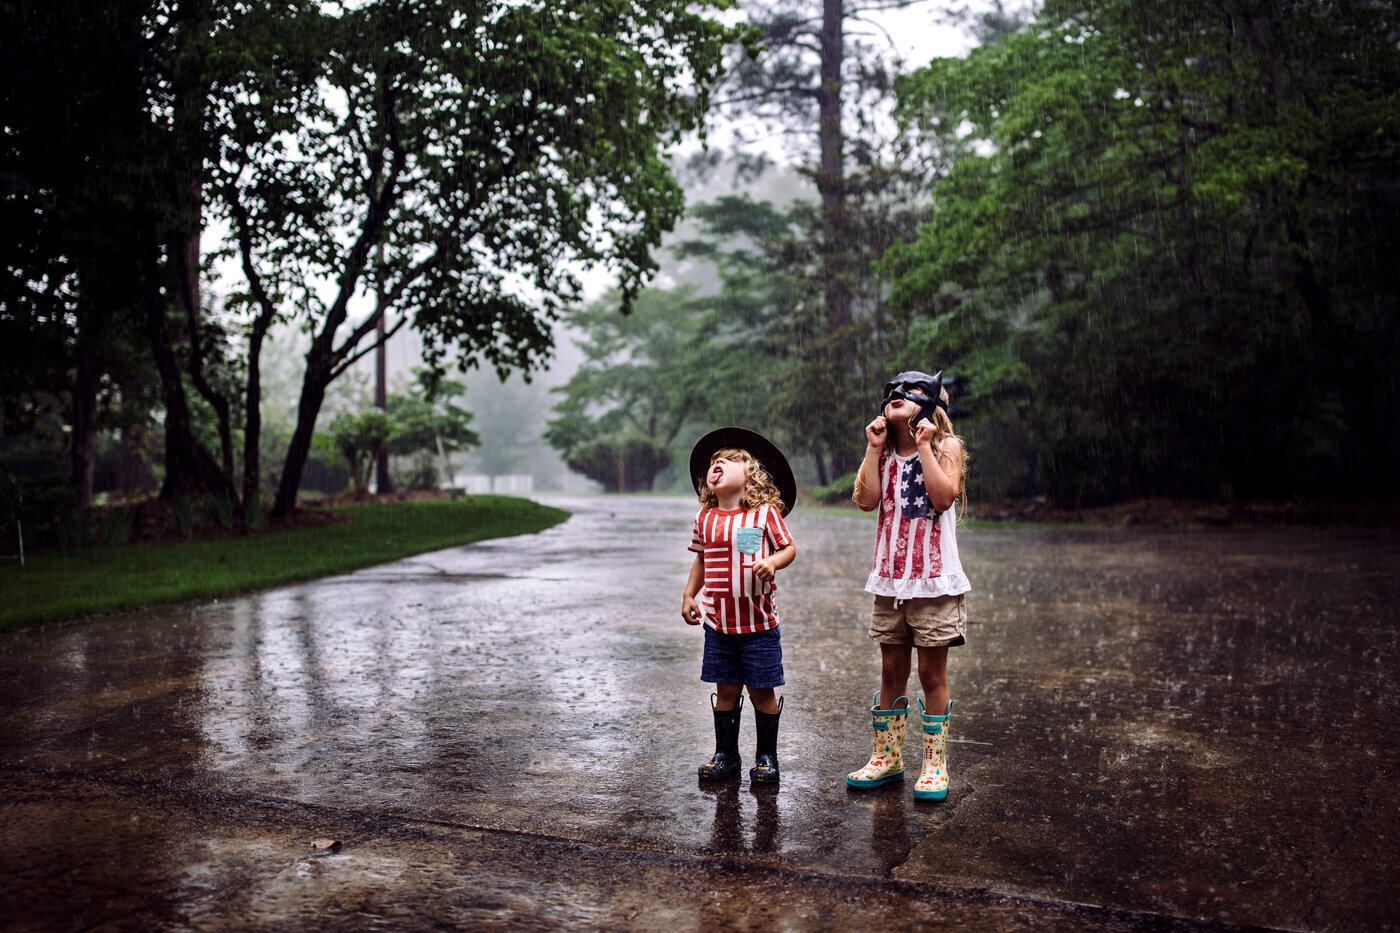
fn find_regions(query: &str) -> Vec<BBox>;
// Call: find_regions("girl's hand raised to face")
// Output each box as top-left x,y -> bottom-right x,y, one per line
915,418 -> 935,450
866,416 -> 888,450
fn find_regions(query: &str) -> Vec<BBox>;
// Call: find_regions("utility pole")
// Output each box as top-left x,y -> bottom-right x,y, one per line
374,240 -> 393,494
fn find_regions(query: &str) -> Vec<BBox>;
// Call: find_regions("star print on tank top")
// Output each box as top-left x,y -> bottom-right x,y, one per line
866,450 -> 971,600
899,456 -> 937,520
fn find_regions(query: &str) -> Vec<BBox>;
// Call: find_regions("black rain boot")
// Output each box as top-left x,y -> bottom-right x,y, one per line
749,696 -> 783,785
698,694 -> 743,781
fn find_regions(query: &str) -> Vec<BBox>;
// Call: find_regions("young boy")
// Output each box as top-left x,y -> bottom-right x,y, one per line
682,427 -> 797,785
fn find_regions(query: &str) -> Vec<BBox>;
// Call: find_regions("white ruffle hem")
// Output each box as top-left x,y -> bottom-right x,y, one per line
865,572 -> 971,600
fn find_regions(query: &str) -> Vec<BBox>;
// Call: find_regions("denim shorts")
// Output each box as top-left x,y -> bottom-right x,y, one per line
701,625 -> 785,688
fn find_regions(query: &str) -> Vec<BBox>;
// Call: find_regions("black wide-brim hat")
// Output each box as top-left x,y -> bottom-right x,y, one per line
689,426 -> 797,517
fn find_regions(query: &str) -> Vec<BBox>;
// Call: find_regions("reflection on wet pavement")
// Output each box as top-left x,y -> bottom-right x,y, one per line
2,494 -> 1398,930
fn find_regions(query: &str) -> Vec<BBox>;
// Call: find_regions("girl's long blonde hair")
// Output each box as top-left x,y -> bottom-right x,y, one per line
854,390 -> 970,520
697,447 -> 785,512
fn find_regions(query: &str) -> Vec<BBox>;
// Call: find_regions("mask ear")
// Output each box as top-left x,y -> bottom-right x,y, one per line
929,371 -> 948,411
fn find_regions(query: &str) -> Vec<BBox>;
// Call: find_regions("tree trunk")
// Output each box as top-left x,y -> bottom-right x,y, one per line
818,0 -> 859,480
153,0 -> 236,507
271,350 -> 333,517
374,303 -> 393,493
817,0 -> 845,237
172,182 -> 238,493
147,291 -> 235,502
436,432 -> 455,490
70,335 -> 98,509
817,0 -> 849,334
241,311 -> 274,522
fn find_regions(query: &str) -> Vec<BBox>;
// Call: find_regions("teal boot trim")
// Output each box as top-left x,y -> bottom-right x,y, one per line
913,698 -> 953,800
846,691 -> 910,788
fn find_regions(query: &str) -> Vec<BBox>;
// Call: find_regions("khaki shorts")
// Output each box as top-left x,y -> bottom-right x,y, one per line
870,594 -> 967,648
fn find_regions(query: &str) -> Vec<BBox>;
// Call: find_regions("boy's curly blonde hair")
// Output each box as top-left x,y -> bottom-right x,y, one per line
697,447 -> 786,512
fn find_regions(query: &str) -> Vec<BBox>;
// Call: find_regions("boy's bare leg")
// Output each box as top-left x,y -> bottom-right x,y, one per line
917,645 -> 950,713
878,643 -> 913,709
714,681 -> 744,711
746,686 -> 780,715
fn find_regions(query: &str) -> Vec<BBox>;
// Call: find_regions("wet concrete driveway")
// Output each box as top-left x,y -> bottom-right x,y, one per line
2,495 -> 1397,931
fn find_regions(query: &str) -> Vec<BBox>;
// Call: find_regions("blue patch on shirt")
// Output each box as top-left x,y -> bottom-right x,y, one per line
900,458 -> 932,519
735,526 -> 763,555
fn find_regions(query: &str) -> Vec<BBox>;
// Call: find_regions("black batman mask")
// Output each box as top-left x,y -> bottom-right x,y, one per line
881,370 -> 946,427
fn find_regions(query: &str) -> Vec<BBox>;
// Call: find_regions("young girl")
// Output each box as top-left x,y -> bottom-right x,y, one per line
682,427 -> 797,785
846,371 -> 969,800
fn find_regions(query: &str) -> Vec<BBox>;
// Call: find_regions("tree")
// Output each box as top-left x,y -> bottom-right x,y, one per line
886,0 -> 1400,502
545,285 -> 730,491
547,185 -> 930,489
0,0 -> 173,507
214,0 -> 746,518
386,369 -> 480,490
708,0 -> 942,473
4,0 -> 747,525
2,0 -> 327,517
329,410 -> 394,498
547,268 -> 790,492
564,437 -> 673,494
681,182 -> 929,485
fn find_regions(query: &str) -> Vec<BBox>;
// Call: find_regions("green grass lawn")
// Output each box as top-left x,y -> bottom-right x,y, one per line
0,496 -> 569,631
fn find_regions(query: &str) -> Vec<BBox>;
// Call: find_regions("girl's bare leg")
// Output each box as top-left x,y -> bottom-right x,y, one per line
917,645 -> 950,713
879,643 -> 913,709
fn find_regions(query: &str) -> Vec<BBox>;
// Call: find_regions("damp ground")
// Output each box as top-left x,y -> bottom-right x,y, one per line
2,495 -> 1396,931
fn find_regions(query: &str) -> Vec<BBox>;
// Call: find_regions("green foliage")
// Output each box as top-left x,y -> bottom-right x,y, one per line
812,471 -> 858,506
208,494 -> 236,531
4,0 -> 749,518
222,0 -> 752,515
386,370 -> 479,462
888,0 -> 1400,502
548,182 -> 932,491
171,497 -> 195,539
17,476 -> 81,550
96,505 -> 135,546
329,411 -> 396,496
565,438 -> 673,493
381,369 -> 480,491
546,280 -> 777,462
544,200 -> 792,488
715,167 -> 933,479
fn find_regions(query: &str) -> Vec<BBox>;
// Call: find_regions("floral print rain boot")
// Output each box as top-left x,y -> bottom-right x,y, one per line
699,694 -> 744,781
914,698 -> 952,800
846,691 -> 909,788
749,696 -> 783,785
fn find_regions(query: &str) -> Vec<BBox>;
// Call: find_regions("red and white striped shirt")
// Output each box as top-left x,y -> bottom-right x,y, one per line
866,450 -> 971,600
689,504 -> 793,634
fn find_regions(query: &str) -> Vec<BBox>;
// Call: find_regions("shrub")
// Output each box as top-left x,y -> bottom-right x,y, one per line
812,471 -> 858,506
18,476 -> 83,549
567,438 -> 670,492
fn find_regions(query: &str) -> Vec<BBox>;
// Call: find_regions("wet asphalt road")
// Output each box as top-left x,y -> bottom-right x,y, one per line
1,495 -> 1397,931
